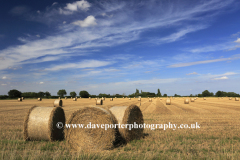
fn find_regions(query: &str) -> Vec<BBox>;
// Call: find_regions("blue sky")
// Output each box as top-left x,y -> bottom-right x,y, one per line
0,0 -> 240,96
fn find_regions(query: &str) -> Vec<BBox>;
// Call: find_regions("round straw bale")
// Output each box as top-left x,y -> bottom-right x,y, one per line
149,98 -> 152,102
184,99 -> 189,104
21,97 -> 24,100
115,97 -> 117,99
72,98 -> 77,101
89,97 -> 91,100
38,98 -> 42,101
229,97 -> 232,100
138,98 -> 141,101
59,97 -> 61,99
166,98 -> 171,105
129,98 -> 131,100
18,98 -> 22,102
160,98 -> 162,100
109,105 -> 144,142
203,97 -> 206,100
53,100 -> 63,107
96,99 -> 103,105
80,97 -> 81,98
235,97 -> 239,101
71,97 -> 72,99
190,98 -> 195,102
65,97 -> 67,100
110,98 -> 113,101
23,106 -> 65,141
65,107 -> 118,151
123,97 -> 125,99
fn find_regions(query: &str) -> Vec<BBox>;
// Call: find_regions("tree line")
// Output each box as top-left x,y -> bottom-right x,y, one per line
0,88 -> 239,99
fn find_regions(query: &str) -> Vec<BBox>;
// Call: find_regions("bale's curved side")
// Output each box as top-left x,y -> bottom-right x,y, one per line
109,105 -> 144,142
65,107 -> 117,151
149,98 -> 152,102
53,100 -> 63,107
23,106 -> 65,141
235,97 -> 239,101
190,98 -> 195,102
110,98 -> 113,101
38,98 -> 42,101
18,98 -> 22,102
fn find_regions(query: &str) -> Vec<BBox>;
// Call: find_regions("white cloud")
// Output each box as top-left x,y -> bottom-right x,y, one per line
63,21 -> 66,24
72,15 -> 97,27
148,25 -> 208,44
45,60 -> 113,71
1,84 -> 7,86
40,82 -> 44,84
64,0 -> 91,12
186,72 -> 198,75
212,76 -> 228,80
2,76 -> 7,79
234,38 -> 240,43
9,5 -> 30,15
52,2 -> 58,6
36,35 -> 40,37
168,55 -> 240,68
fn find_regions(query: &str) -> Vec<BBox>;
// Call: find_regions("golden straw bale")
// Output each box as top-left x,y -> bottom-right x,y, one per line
23,106 -> 65,141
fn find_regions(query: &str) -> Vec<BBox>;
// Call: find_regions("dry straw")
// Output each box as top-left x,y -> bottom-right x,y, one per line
235,97 -> 239,101
53,100 -> 63,107
18,98 -> 22,102
110,98 -> 113,101
23,106 -> 65,141
149,98 -> 152,102
184,99 -> 189,104
109,105 -> 144,142
123,97 -> 125,99
38,98 -> 42,101
160,98 -> 162,100
166,98 -> 171,105
115,97 -> 117,99
89,97 -> 91,100
96,99 -> 103,105
190,98 -> 195,102
65,107 -> 119,151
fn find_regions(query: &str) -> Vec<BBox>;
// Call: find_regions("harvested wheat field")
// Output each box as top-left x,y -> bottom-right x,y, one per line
1,97 -> 240,159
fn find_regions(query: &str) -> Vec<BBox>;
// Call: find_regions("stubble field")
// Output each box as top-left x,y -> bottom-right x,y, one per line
1,97 -> 240,159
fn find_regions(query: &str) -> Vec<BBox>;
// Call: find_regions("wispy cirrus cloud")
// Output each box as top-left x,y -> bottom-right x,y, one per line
168,54 -> 240,68
45,60 -> 114,71
186,72 -> 198,75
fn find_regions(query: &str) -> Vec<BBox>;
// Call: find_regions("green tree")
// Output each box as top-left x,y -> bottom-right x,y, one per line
57,89 -> 67,98
79,90 -> 90,98
157,88 -> 162,97
163,93 -> 167,97
70,91 -> 77,97
135,89 -> 139,95
8,89 -> 22,98
202,90 -> 211,97
45,91 -> 51,98
38,91 -> 45,98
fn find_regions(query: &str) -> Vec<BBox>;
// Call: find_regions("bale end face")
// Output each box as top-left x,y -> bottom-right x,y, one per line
65,107 -> 117,151
72,98 -> 77,101
138,98 -> 141,101
18,98 -> 22,102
